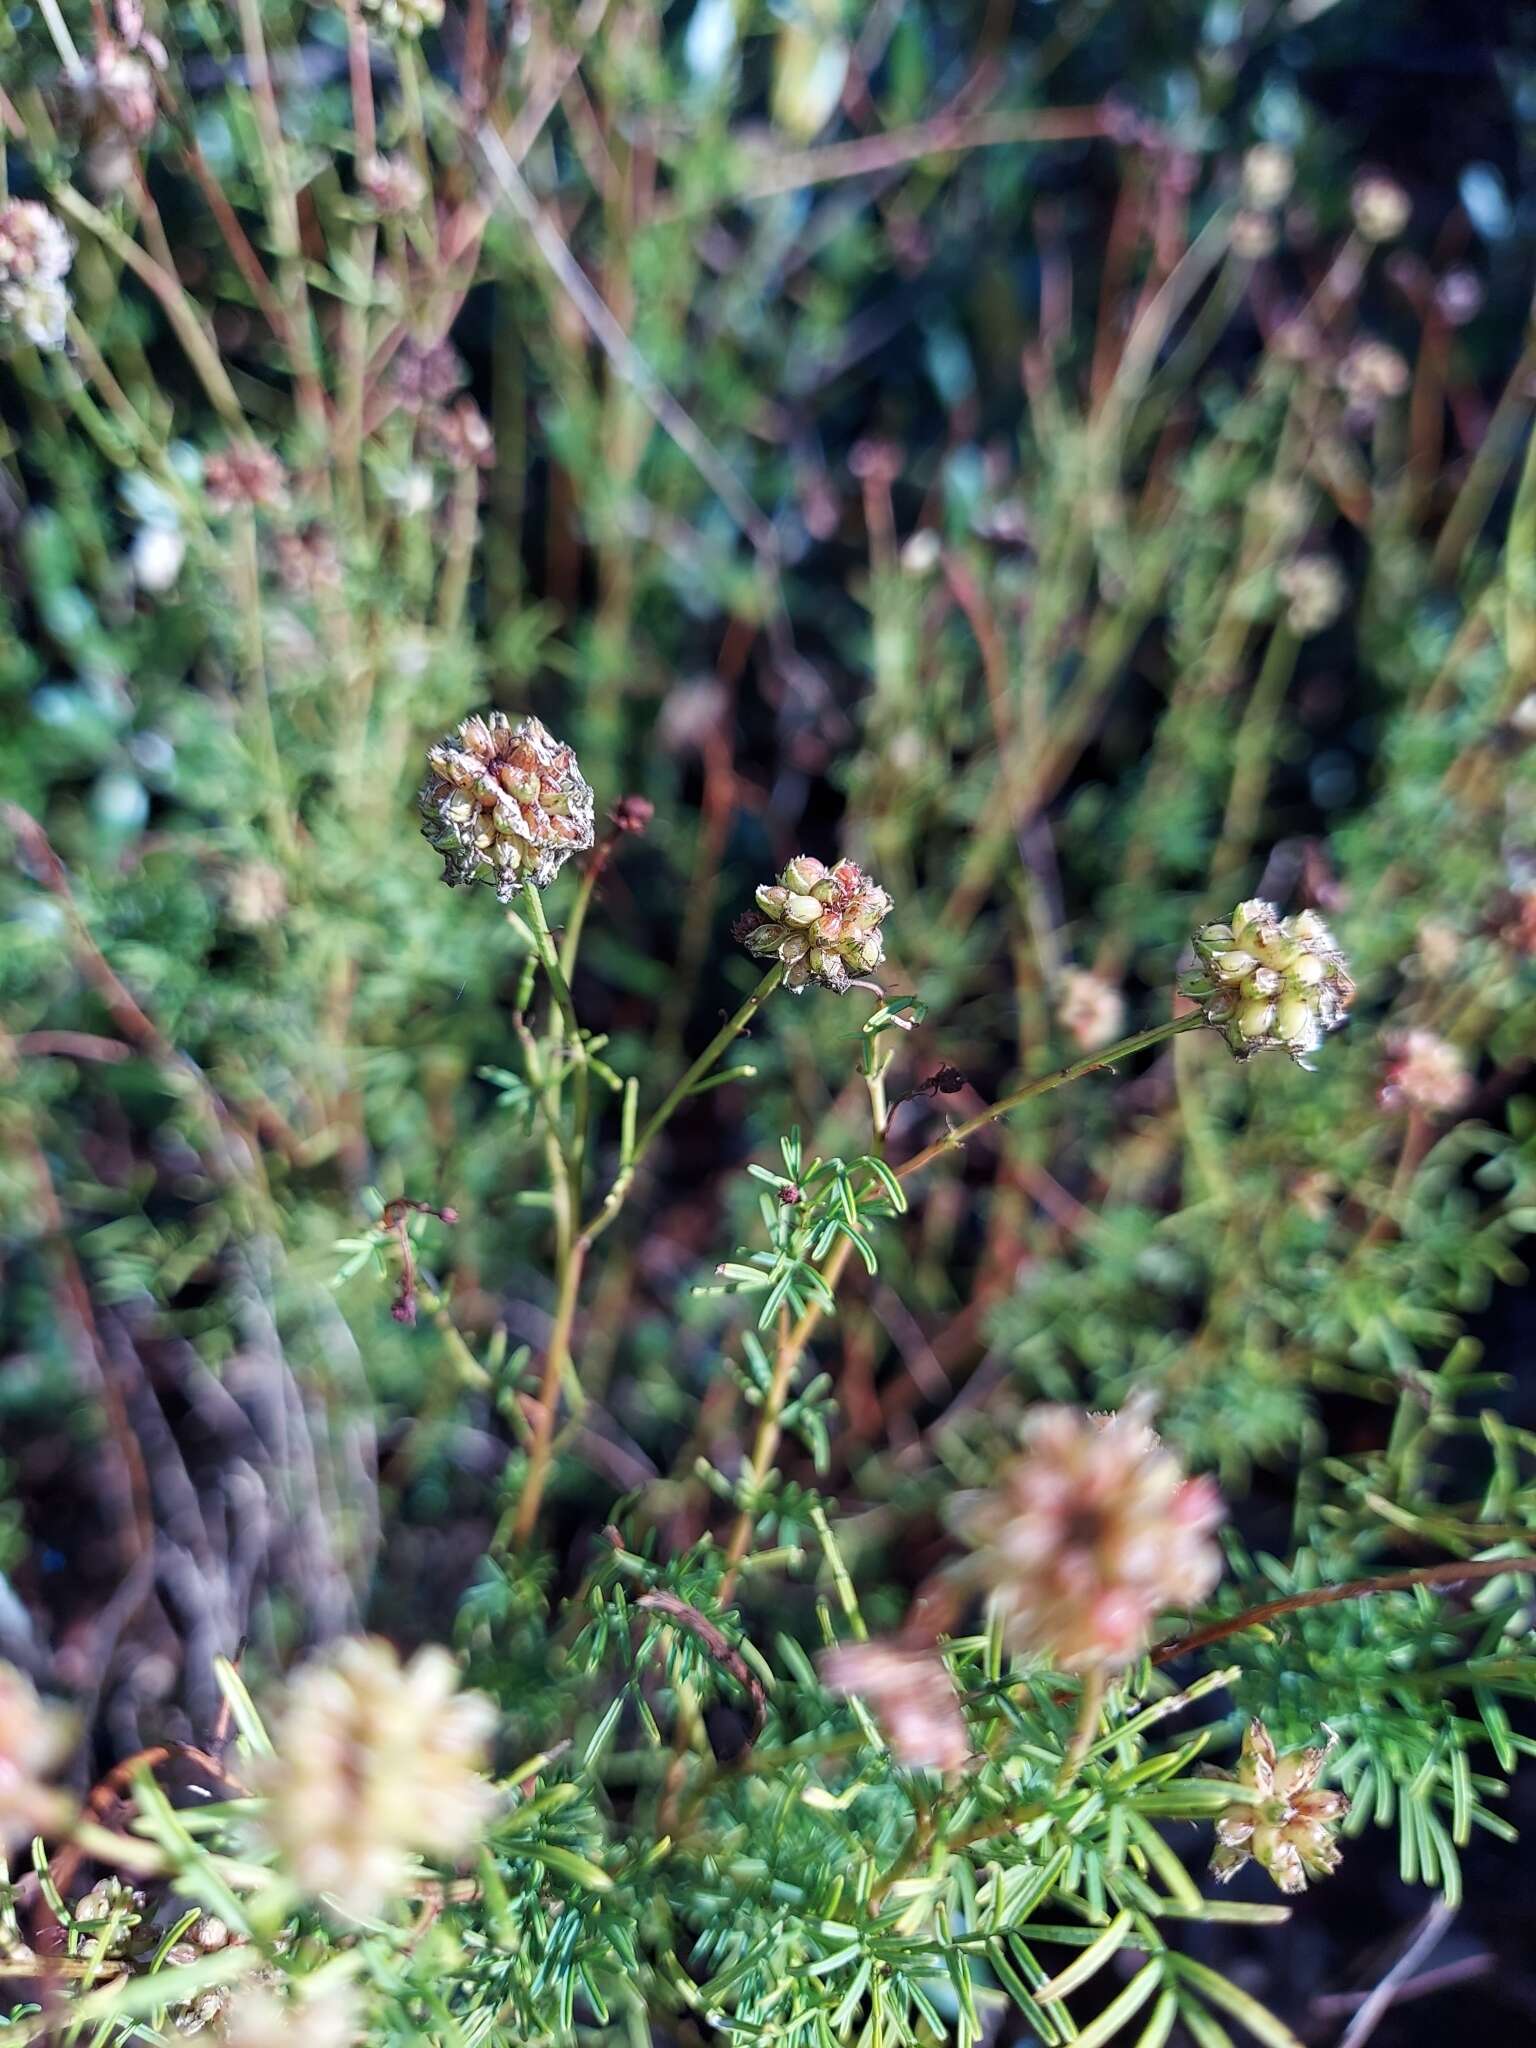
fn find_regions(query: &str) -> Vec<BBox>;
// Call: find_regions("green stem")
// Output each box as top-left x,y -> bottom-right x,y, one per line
579,965 -> 783,1249
1055,1666 -> 1107,1791
895,1012 -> 1205,1183
716,1011 -> 1210,1598
1209,624 -> 1301,885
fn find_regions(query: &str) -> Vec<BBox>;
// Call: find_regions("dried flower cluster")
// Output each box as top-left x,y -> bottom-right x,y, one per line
257,1638 -> 496,1918
735,855 -> 892,993
819,1641 -> 969,1774
1210,1720 -> 1348,1893
1183,899 -> 1354,1063
420,711 -> 595,898
0,1659 -> 75,1845
948,1403 -> 1224,1671
0,199 -> 74,352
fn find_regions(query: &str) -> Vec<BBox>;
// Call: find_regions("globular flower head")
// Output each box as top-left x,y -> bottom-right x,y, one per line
256,1637 -> 496,1919
1182,899 -> 1353,1064
358,0 -> 443,34
1276,554 -> 1346,636
948,1400 -> 1224,1672
1351,172 -> 1411,244
420,711 -> 595,898
1379,1027 -> 1470,1117
1056,967 -> 1125,1053
203,443 -> 289,514
0,1659 -> 76,1846
1210,1721 -> 1348,1894
736,855 -> 892,993
818,1641 -> 969,1774
0,199 -> 74,352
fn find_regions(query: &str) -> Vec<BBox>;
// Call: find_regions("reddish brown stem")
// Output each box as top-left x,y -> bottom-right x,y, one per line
1153,1555 -> 1529,1666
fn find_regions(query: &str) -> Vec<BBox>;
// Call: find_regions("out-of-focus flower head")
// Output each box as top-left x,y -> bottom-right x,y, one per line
1276,554 -> 1346,636
1182,899 -> 1354,1063
274,525 -> 342,598
1379,1027 -> 1471,1116
819,1641 -> 970,1774
1434,268 -> 1484,327
358,0 -> 444,36
1056,967 -> 1125,1053
203,443 -> 289,514
219,1978 -> 365,2048
1351,172 -> 1411,244
1230,210 -> 1278,260
0,1659 -> 76,1846
87,45 -> 158,140
358,152 -> 427,215
948,1400 -> 1224,1672
735,855 -> 892,993
0,199 -> 74,352
1241,143 -> 1295,210
1337,339 -> 1410,418
425,396 -> 494,471
1210,1720 -> 1348,1894
227,861 -> 288,932
388,338 -> 465,414
256,1638 -> 496,1919
420,711 -> 595,898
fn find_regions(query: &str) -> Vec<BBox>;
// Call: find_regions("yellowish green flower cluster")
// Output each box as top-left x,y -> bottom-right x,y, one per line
1183,898 -> 1353,1063
736,855 -> 892,993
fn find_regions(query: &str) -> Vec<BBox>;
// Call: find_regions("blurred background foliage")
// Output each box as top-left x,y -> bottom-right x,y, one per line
2,0 -> 1536,2030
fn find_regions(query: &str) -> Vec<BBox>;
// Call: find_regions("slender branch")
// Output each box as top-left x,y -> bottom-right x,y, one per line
580,966 -> 783,1250
717,1011 -> 1213,1595
677,104 -> 1116,213
475,123 -> 780,560
511,1226 -> 588,1549
895,1011 -> 1205,1182
1152,1555 -> 1532,1666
